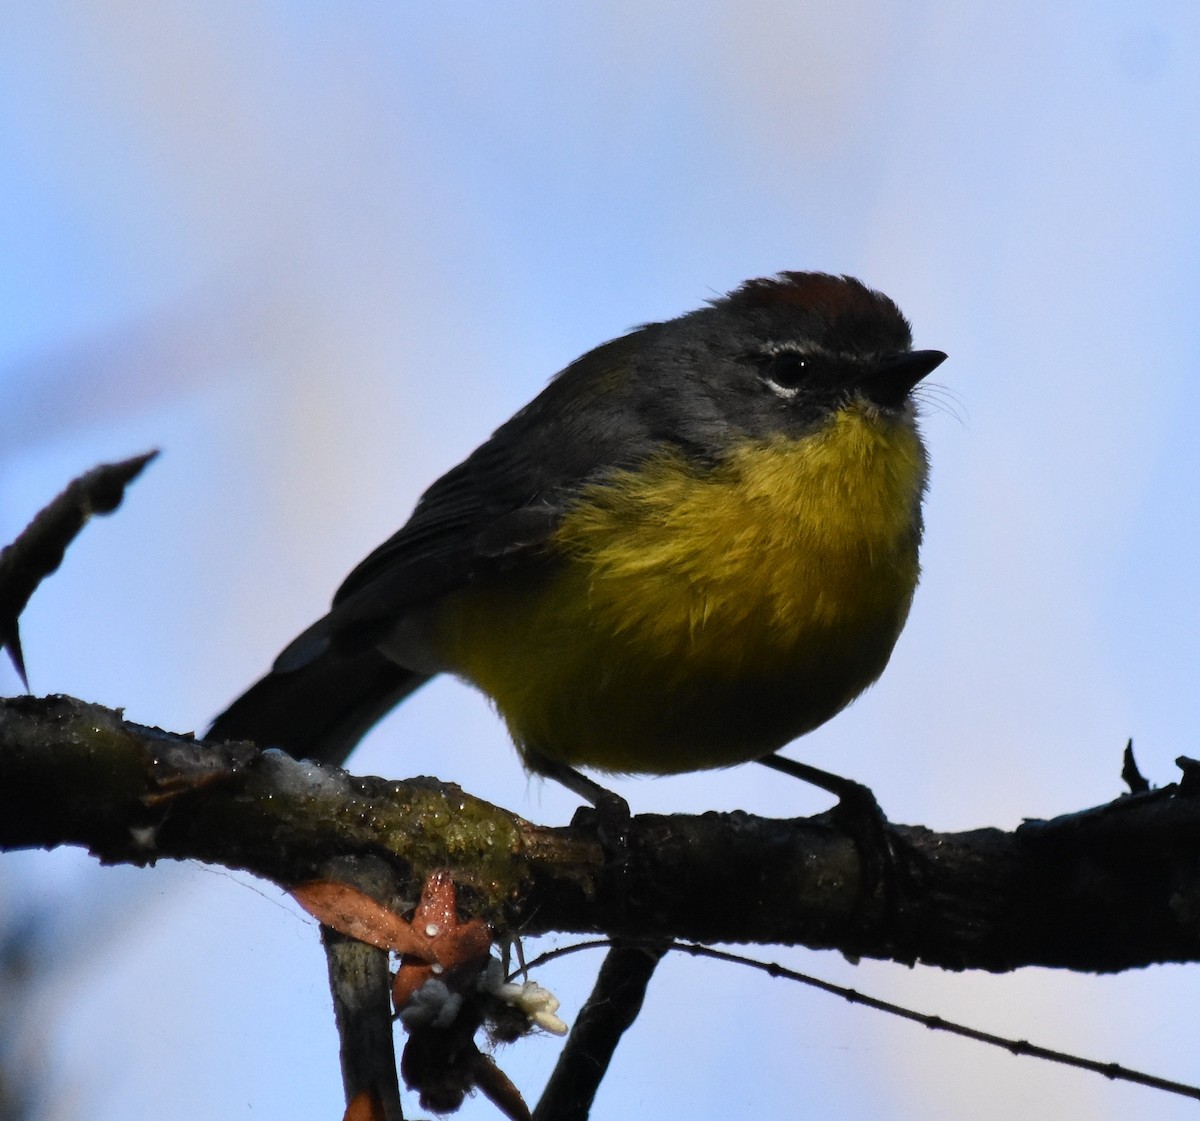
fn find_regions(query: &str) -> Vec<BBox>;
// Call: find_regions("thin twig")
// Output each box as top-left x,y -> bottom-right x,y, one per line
521,939 -> 1200,1105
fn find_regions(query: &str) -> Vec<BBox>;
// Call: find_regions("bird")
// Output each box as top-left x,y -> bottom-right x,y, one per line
209,271 -> 945,804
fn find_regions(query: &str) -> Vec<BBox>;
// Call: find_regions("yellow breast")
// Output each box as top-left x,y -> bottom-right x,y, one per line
434,401 -> 927,774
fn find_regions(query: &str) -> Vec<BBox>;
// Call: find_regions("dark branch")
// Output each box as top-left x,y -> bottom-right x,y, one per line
321,856 -> 408,1121
0,451 -> 158,685
3,694 -> 1200,976
533,942 -> 668,1121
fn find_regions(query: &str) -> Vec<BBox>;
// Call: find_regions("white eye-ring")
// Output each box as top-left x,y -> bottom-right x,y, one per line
759,348 -> 810,398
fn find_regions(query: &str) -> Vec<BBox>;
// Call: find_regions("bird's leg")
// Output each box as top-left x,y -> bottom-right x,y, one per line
758,753 -> 902,922
527,754 -> 631,852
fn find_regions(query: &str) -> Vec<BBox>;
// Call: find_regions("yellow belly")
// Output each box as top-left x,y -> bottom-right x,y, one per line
432,402 -> 926,774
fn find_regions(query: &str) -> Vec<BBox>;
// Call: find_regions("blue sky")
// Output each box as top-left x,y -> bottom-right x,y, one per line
3,3 -> 1200,1119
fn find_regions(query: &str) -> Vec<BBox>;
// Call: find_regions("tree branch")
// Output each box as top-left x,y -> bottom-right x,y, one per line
0,451 -> 158,685
320,856 -> 408,1121
533,942 -> 668,1121
3,693 -> 1199,975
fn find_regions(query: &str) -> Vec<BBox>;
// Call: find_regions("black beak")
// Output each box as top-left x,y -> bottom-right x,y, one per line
861,349 -> 947,408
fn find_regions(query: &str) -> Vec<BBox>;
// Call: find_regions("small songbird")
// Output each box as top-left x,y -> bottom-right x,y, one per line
210,272 -> 945,798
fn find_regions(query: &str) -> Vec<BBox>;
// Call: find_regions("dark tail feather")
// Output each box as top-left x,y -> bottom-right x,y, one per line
207,647 -> 430,766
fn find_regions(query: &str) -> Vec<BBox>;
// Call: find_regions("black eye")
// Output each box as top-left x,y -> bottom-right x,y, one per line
758,350 -> 810,398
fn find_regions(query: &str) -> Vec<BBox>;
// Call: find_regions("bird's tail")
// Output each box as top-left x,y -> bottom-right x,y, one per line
207,646 -> 430,766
